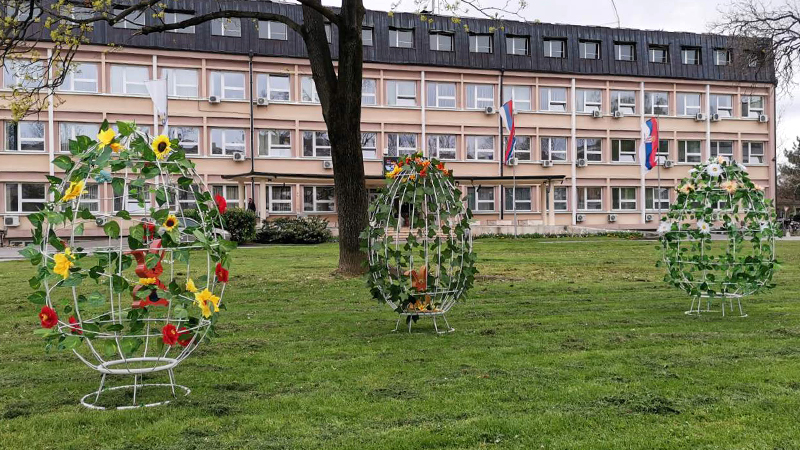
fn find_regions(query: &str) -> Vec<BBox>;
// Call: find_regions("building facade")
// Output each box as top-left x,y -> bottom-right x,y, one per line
0,3 -> 776,242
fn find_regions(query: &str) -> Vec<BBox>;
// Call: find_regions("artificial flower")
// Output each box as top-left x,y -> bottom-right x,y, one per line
162,323 -> 179,346
110,142 -> 122,153
39,306 -> 58,328
53,247 -> 75,279
215,194 -> 227,214
436,162 -> 446,171
716,155 -> 727,165
408,174 -> 416,181
185,278 -> 198,293
759,220 -> 771,232
706,163 -> 723,177
405,266 -> 427,292
177,326 -> 192,347
657,221 -> 672,236
151,135 -> 172,160
737,162 -> 748,172
162,214 -> 178,231
68,316 -> 82,335
386,164 -> 402,179
419,168 -> 428,178
61,180 -> 87,202
753,183 -> 764,192
721,180 -> 738,194
696,220 -> 711,234
194,288 -> 221,318
139,277 -> 157,286
215,262 -> 229,283
96,128 -> 116,149
678,183 -> 695,194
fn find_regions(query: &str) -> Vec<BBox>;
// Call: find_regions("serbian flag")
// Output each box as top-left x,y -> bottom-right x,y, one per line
640,117 -> 659,172
499,100 -> 516,165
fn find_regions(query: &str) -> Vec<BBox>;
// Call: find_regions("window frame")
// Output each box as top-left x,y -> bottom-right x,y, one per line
578,187 -> 603,211
59,122 -> 99,153
164,11 -> 194,33
502,85 -> 532,111
504,186 -> 532,212
742,141 -> 765,164
678,140 -> 702,163
427,82 -> 457,109
162,68 -> 198,98
610,90 -> 636,114
209,71 -> 246,100
428,134 -> 457,160
710,141 -> 734,162
543,38 -> 566,58
506,36 -> 530,56
611,139 -> 637,163
614,42 -> 636,61
539,87 -> 568,112
258,129 -> 292,157
169,126 -> 200,155
429,32 -> 454,52
742,96 -> 764,119
210,128 -> 246,156
645,187 -> 670,211
648,45 -> 669,64
5,121 -> 45,152
256,74 -> 291,102
387,80 -> 417,107
301,76 -> 320,103
268,185 -> 293,213
361,132 -> 377,159
467,186 -> 495,212
303,131 -> 332,158
681,47 -> 701,65
211,185 -> 240,204
714,48 -> 731,66
612,187 -> 637,211
576,137 -> 602,162
540,137 -> 568,162
5,183 -> 46,213
576,89 -> 602,113
710,94 -> 733,118
211,17 -> 242,37
362,79 -> 377,105
387,133 -> 418,157
303,186 -> 335,212
469,34 -> 493,54
112,8 -> 144,29
259,20 -> 287,40
677,92 -> 702,116
362,27 -> 374,46
579,40 -> 601,60
466,83 -> 495,110
58,62 -> 98,93
110,65 -> 149,96
389,28 -> 414,48
505,135 -> 531,161
466,135 -> 495,161
644,91 -> 669,116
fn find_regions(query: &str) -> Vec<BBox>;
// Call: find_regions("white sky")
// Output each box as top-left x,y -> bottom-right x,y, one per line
325,0 -> 799,163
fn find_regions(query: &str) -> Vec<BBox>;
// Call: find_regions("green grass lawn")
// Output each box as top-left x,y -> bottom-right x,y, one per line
2,238 -> 800,449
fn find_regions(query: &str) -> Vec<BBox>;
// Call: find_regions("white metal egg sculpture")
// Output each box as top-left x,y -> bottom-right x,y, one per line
364,154 -> 477,333
658,157 -> 778,317
22,122 -> 234,409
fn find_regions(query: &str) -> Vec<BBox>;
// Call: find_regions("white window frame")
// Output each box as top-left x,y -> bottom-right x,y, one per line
466,84 -> 495,110
389,28 -> 414,48
427,82 -> 457,109
710,94 -> 733,118
210,128 -> 246,156
110,65 -> 149,96
256,74 -> 290,102
612,187 -> 637,211
553,186 -> 569,211
743,142 -> 765,164
303,131 -> 331,158
645,187 -> 670,211
212,185 -> 240,204
466,135 -> 495,161
112,8 -> 144,29
169,126 -> 200,155
504,187 -> 532,212
611,90 -> 636,114
502,85 -> 532,111
164,12 -> 194,33
539,87 -> 568,112
469,34 -> 493,53
678,140 -> 702,163
3,60 -> 45,90
428,134 -> 457,160
506,36 -> 529,56
578,187 -> 603,211
505,135 -> 531,161
681,48 -> 700,65
714,49 -> 731,66
259,129 -> 292,157
5,183 -> 46,213
211,18 -> 242,37
361,132 -> 377,159
303,186 -> 335,212
268,185 -> 293,213
301,76 -> 320,103
579,41 -> 600,59
209,71 -> 246,100
657,140 -> 670,164
430,32 -> 453,51
114,185 -> 152,215
742,96 -> 764,118
612,139 -> 637,163
162,68 -> 198,98
387,133 -> 418,157
710,141 -> 734,162
576,89 -> 602,113
540,137 -> 567,161
259,20 -> 287,40
614,43 -> 636,61
648,46 -> 669,64
677,92 -> 702,116
362,28 -> 373,46
644,91 -> 669,115
387,80 -> 417,107
543,39 -> 565,58
5,121 -> 45,152
58,62 -> 98,93
576,138 -> 602,162
59,122 -> 99,153
80,184 -> 100,212
467,186 -> 495,212
362,79 -> 377,106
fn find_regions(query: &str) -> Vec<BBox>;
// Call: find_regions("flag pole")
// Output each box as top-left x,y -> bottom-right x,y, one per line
513,164 -> 517,237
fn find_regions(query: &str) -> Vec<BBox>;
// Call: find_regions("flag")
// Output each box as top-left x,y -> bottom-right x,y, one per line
499,100 -> 516,165
145,78 -> 168,135
640,117 -> 659,172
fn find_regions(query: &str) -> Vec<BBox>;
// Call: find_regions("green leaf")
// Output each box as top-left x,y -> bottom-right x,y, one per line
105,324 -> 124,332
116,210 -> 132,220
112,275 -> 129,294
117,121 -> 136,136
74,223 -> 85,236
19,244 -> 39,259
111,177 -> 125,196
52,155 -> 74,172
61,335 -> 82,350
28,291 -> 47,305
103,221 -> 120,239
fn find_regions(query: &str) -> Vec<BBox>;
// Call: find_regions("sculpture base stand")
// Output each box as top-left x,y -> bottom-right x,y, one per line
393,312 -> 455,334
685,296 -> 747,318
80,368 -> 190,410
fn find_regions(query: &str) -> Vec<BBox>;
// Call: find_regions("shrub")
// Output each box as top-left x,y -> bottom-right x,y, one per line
256,216 -> 332,244
181,208 -> 202,223
222,208 -> 258,243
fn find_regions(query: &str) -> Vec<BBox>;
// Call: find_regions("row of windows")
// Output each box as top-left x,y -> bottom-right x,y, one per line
469,186 -> 673,212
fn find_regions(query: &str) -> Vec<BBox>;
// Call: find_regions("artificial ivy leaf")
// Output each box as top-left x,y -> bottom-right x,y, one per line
103,221 -> 120,239
111,177 -> 125,196
52,155 -> 74,172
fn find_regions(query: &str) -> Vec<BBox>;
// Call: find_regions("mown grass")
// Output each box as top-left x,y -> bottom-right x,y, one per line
1,238 -> 800,449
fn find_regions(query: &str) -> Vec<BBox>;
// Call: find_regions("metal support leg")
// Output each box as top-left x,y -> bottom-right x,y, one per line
441,314 -> 454,333
167,369 -> 177,398
392,317 -> 401,333
433,316 -> 439,334
132,374 -> 139,406
94,373 -> 107,404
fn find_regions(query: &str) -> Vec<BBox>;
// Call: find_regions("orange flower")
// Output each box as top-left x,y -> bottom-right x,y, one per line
419,168 -> 428,178
404,266 -> 427,292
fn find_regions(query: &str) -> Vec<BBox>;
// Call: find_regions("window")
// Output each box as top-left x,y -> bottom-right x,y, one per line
576,89 -> 602,113
112,8 -> 144,29
210,128 -> 245,156
648,45 -> 669,64
578,187 -> 603,211
645,187 -> 670,210
612,187 -> 637,210
212,185 -> 239,203
259,20 -> 287,40
539,87 -> 567,112
710,141 -> 733,162
743,142 -> 764,164
428,134 -> 456,160
5,183 -> 45,212
577,138 -> 602,162
466,84 -> 494,109
362,79 -> 377,106
303,131 -> 331,157
387,133 -> 417,157
3,60 -> 45,89
110,65 -> 149,95
256,74 -> 290,102
389,28 -> 413,48
209,71 -> 245,100
504,187 -> 531,211
303,186 -> 335,212
5,121 -> 44,152
614,42 -> 636,61
430,32 -> 453,51
427,82 -> 457,108
162,68 -> 198,98
169,127 -> 199,155
507,36 -> 529,55
742,96 -> 764,118
59,123 -> 99,153
579,40 -> 600,59
268,186 -> 293,213
502,85 -> 532,111
211,18 -> 241,37
505,136 -> 531,161
466,136 -> 494,160
164,12 -> 194,33
714,48 -> 731,66
58,63 -> 98,93
681,47 -> 701,65
610,90 -> 636,114
301,76 -> 320,103
387,80 -> 417,107
325,23 -> 332,43
710,94 -> 733,118
361,132 -> 377,159
657,140 -> 670,164
469,34 -> 493,53
114,184 -> 152,214
259,130 -> 292,157
540,137 -> 567,161
676,93 -> 702,116
678,140 -> 702,163
80,184 -> 100,212
467,186 -> 495,211
362,28 -> 373,46
612,139 -> 636,162
544,39 -> 566,58
644,92 -> 669,116
553,187 -> 568,211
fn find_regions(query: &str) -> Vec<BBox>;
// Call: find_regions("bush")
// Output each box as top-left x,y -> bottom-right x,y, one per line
256,216 -> 332,244
222,208 -> 258,243
181,208 -> 202,223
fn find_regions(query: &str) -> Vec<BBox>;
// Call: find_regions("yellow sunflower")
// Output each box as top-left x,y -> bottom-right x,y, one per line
185,278 -> 198,293
53,247 -> 75,279
139,277 -> 157,285
97,128 -> 116,149
61,181 -> 87,202
194,288 -> 220,318
152,135 -> 172,160
163,214 -> 179,231
110,142 -> 122,153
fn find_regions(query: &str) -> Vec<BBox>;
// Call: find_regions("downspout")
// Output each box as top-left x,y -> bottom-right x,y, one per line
249,52 -> 256,206
421,70 -> 426,155
570,78 -> 577,226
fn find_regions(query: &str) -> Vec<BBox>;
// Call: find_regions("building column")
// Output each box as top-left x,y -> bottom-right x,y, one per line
259,181 -> 267,220
547,182 -> 555,225
238,181 -> 246,208
540,184 -> 549,226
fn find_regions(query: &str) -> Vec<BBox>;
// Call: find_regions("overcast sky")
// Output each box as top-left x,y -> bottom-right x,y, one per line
326,0 -> 798,163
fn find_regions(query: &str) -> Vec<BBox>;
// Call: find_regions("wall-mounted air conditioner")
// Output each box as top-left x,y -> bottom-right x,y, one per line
613,111 -> 624,118
256,97 -> 269,107
576,213 -> 586,223
322,160 -> 333,169
3,216 -> 19,227
592,110 -> 602,118
608,213 -> 618,222
484,106 -> 497,115
645,214 -> 654,222
758,114 -> 769,123
576,158 -> 587,167
208,95 -> 220,104
232,152 -> 246,162
663,160 -> 674,168
695,113 -> 707,121
710,113 -> 721,122
542,160 -> 554,168
507,157 -> 519,166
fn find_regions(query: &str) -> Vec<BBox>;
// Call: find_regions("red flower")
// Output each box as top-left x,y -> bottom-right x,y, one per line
39,306 -> 58,328
419,168 -> 428,178
162,323 -> 179,346
68,316 -> 82,335
436,162 -> 446,171
215,262 -> 229,283
177,326 -> 192,347
215,194 -> 227,214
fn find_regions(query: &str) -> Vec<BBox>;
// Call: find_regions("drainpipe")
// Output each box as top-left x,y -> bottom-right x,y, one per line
570,78 -> 577,226
249,52 -> 256,206
421,70 -> 426,155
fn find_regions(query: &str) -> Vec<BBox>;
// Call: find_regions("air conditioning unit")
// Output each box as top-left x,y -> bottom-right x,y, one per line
664,160 -> 674,168
695,113 -> 706,121
232,152 -> 246,162
613,110 -> 624,118
576,213 -> 586,223
256,97 -> 269,107
592,110 -> 602,118
506,157 -> 519,166
95,217 -> 106,227
576,158 -> 587,167
208,95 -> 221,104
758,114 -> 769,123
3,216 -> 19,227
484,106 -> 497,115
710,113 -> 721,122
322,160 -> 333,169
711,212 -> 721,221
608,213 -> 618,222
645,214 -> 654,222
542,160 -> 554,168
